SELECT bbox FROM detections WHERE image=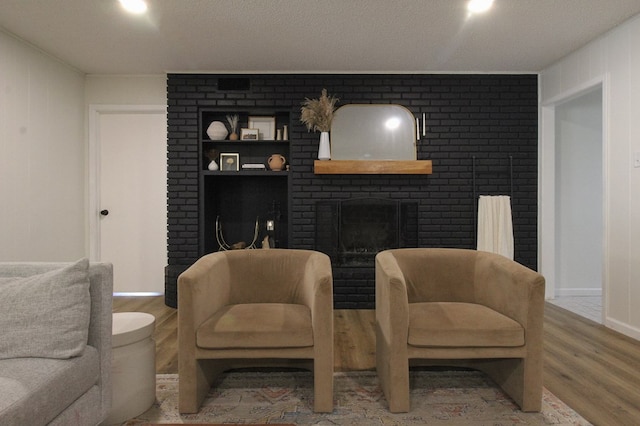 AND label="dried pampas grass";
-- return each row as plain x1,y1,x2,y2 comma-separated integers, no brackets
226,114,239,133
300,89,339,132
